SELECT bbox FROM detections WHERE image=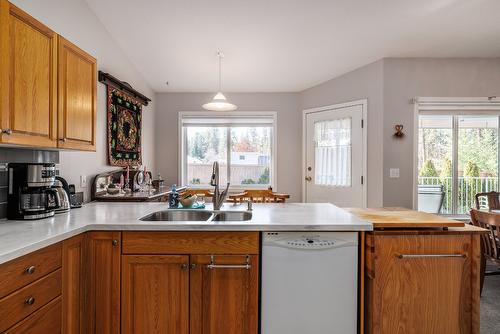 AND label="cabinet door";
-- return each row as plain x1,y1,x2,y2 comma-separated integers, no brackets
121,255,189,334
62,233,87,334
368,234,478,334
88,232,121,334
0,1,57,147
57,36,96,151
190,255,259,334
